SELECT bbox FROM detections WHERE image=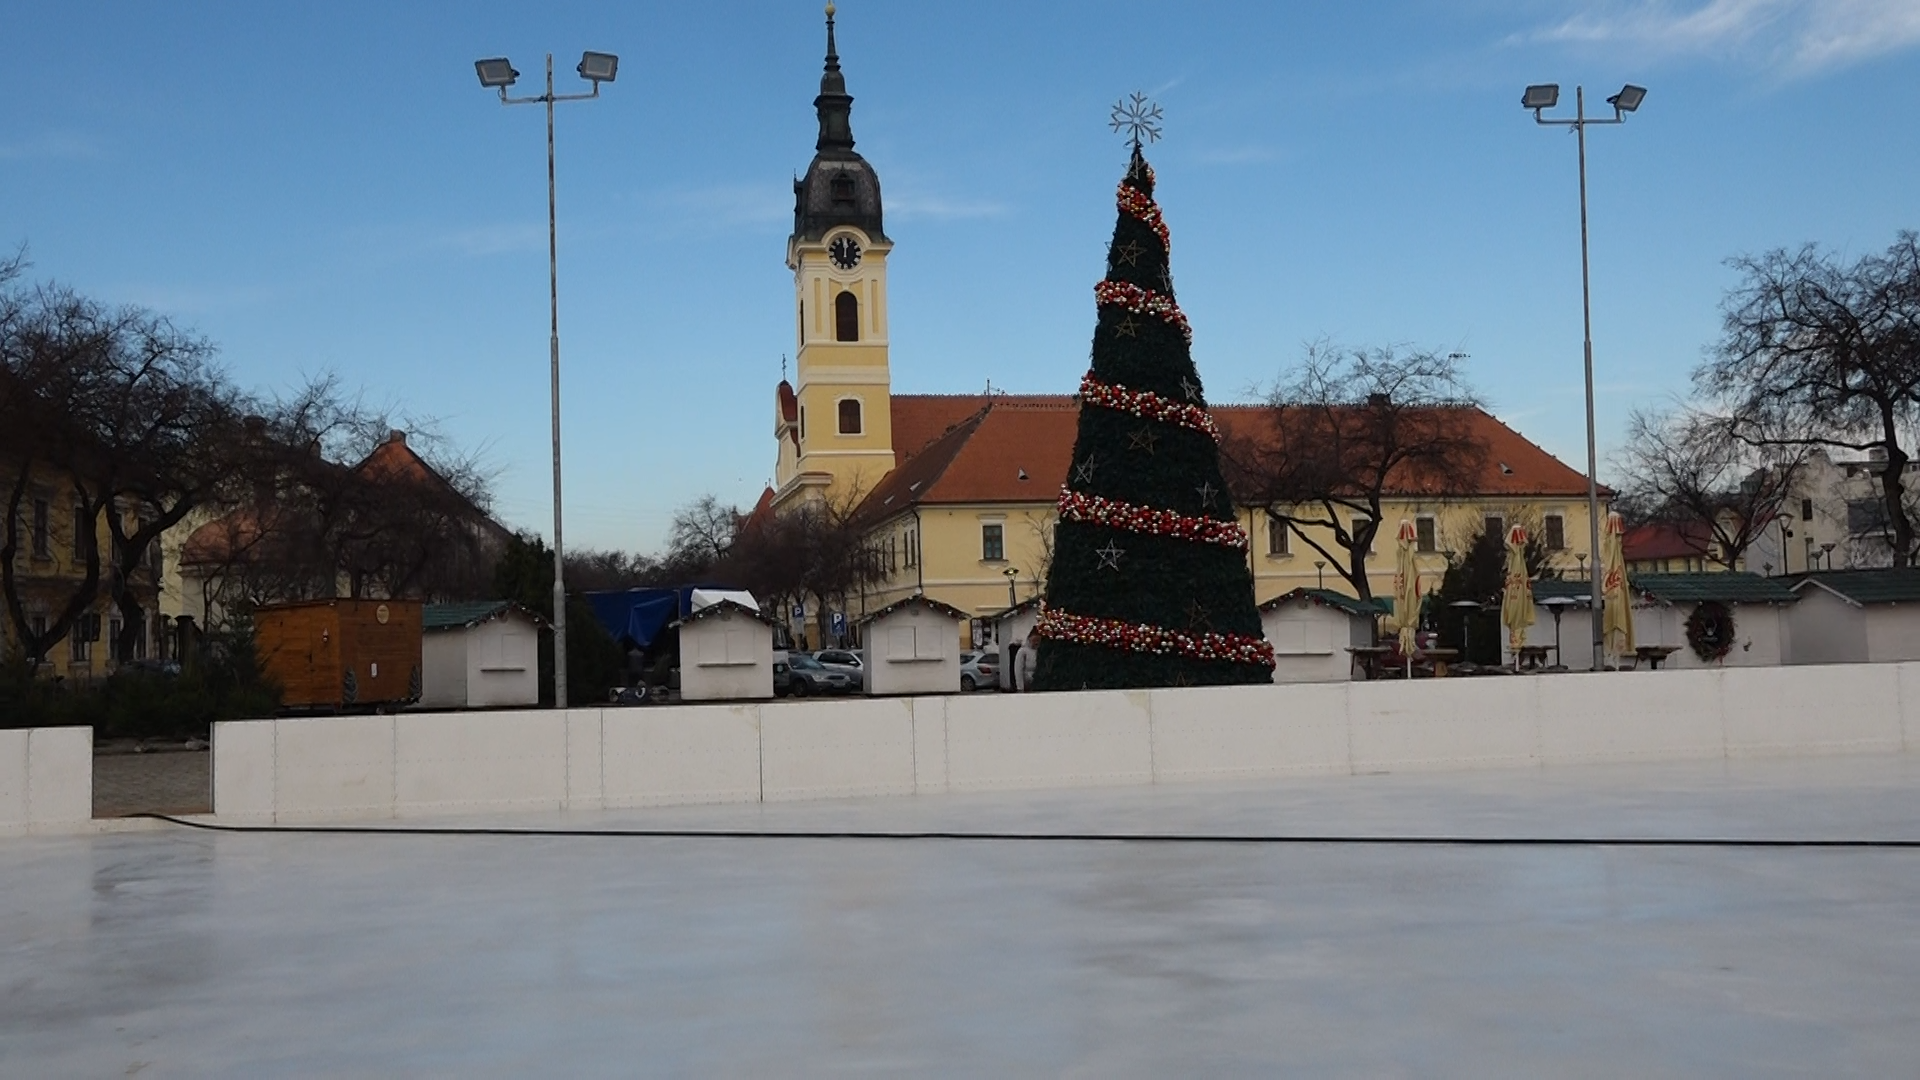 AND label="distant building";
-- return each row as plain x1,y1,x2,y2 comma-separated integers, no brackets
1623,521,1731,575
168,430,510,630
1748,449,1906,575
0,462,165,678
